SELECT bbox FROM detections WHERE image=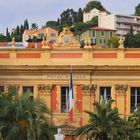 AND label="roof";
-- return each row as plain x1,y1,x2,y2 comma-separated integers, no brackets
76,27,116,35
24,29,36,35
89,27,116,31
24,27,58,36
